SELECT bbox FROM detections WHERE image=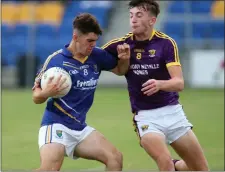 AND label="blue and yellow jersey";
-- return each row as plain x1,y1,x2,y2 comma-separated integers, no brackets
35,44,118,130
